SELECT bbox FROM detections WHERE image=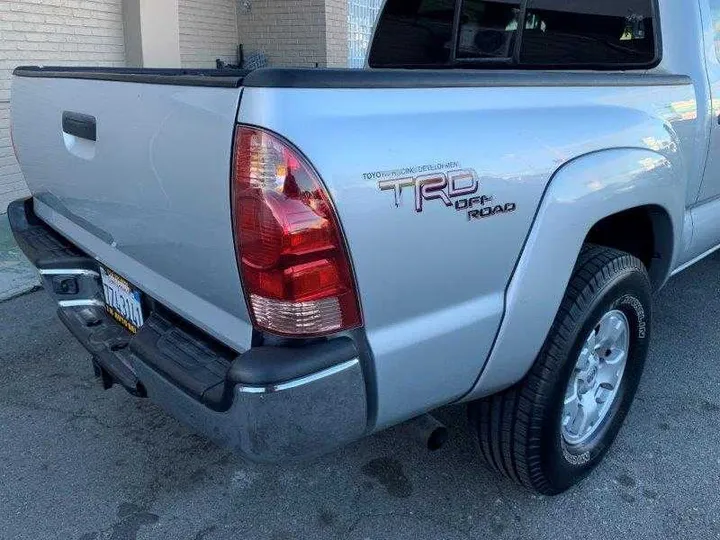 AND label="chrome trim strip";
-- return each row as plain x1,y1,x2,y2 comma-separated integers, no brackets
40,268,100,278
58,299,105,308
671,243,720,276
237,359,360,394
